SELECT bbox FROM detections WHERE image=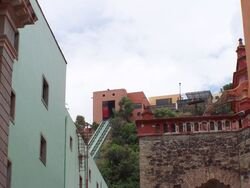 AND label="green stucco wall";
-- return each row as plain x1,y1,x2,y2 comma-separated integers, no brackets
7,0,107,188
88,156,108,188
64,112,85,188
8,0,68,187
